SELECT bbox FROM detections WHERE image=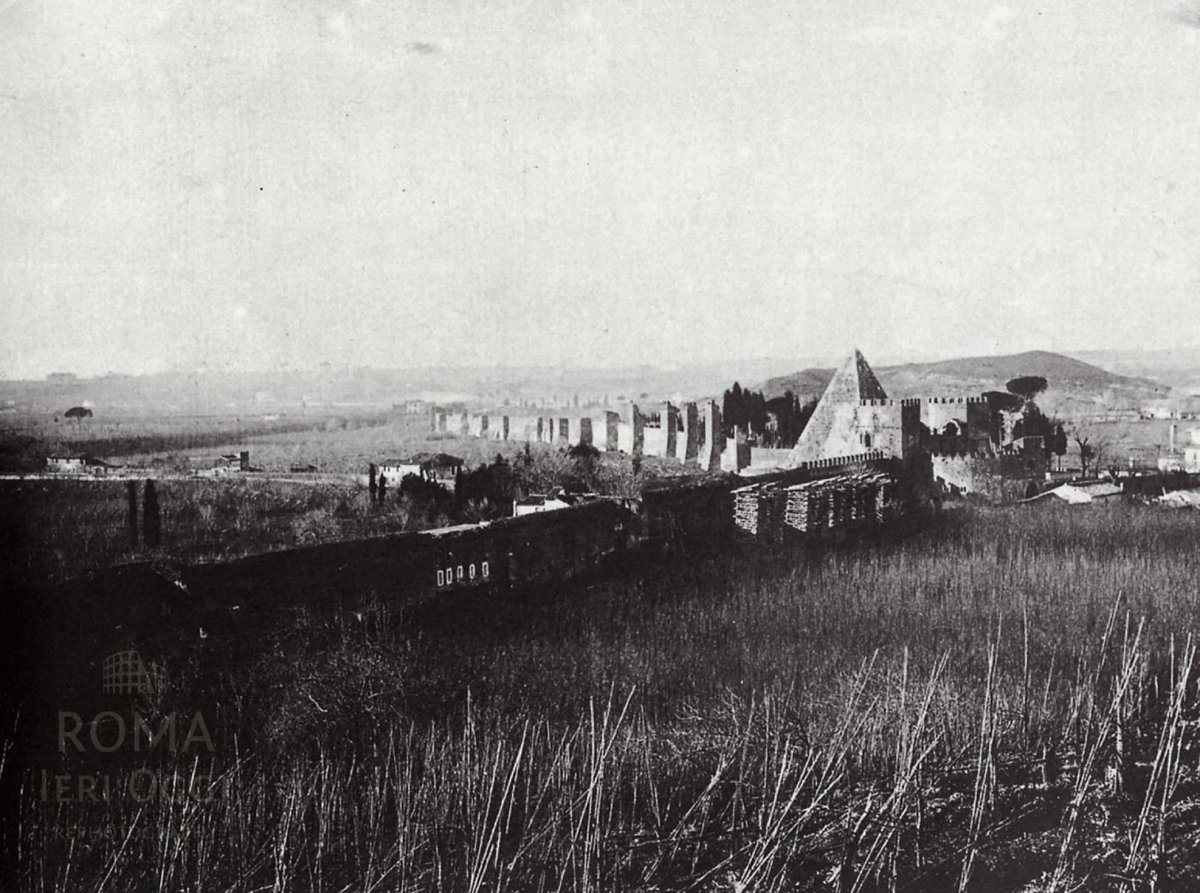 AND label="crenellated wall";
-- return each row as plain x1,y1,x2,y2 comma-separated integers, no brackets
966,398,993,447
697,399,723,471
846,399,923,461
794,450,887,472
664,403,679,459
921,396,991,449
605,411,620,452
930,451,1045,502
632,405,646,455
447,400,721,465
640,404,668,458
506,415,539,441
722,426,751,472
683,402,699,462
617,420,635,453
